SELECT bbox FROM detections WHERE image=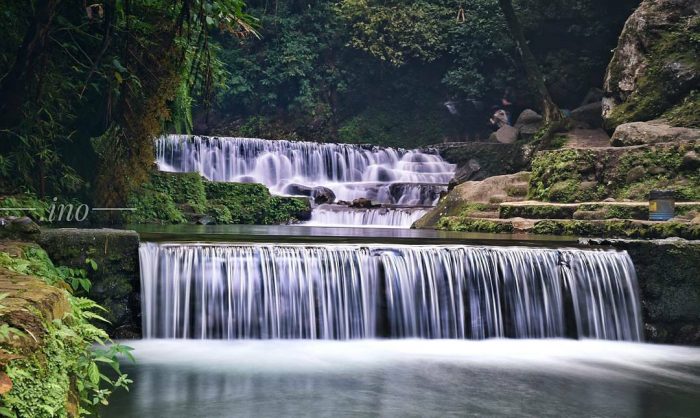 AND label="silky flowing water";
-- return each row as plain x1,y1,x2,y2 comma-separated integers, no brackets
155,135,454,227
104,339,700,418
139,243,642,341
